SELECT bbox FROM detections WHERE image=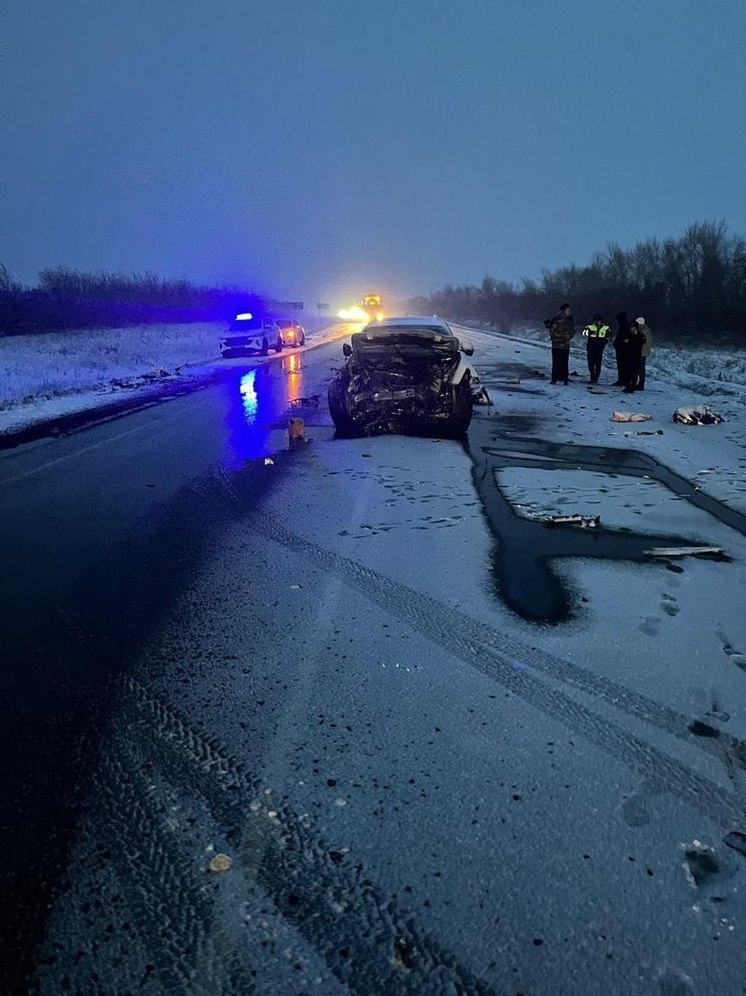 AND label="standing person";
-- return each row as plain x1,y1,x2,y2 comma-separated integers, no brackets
543,303,576,384
612,311,628,386
620,318,645,393
581,313,610,383
635,317,653,390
